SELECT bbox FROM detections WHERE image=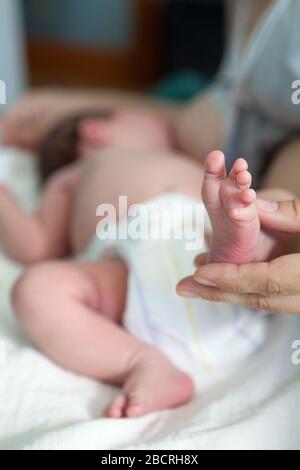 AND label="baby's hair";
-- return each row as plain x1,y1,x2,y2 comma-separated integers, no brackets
38,110,114,182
